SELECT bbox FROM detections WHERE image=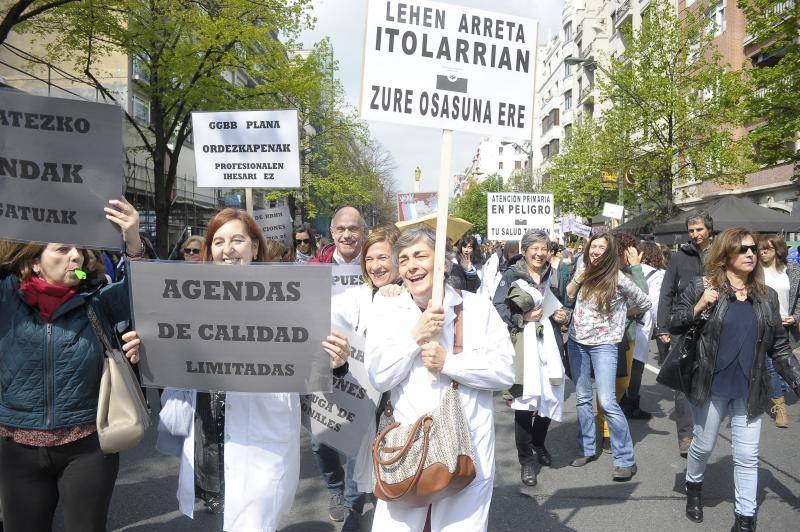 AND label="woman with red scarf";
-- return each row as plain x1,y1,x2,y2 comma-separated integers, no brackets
0,198,142,532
